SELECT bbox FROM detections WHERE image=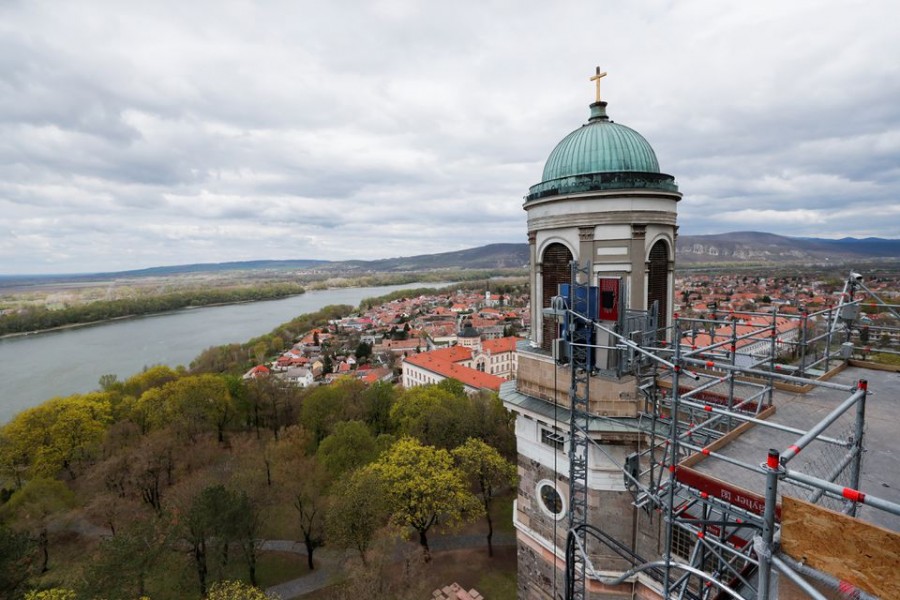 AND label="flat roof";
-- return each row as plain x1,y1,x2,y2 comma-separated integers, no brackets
690,366,900,531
